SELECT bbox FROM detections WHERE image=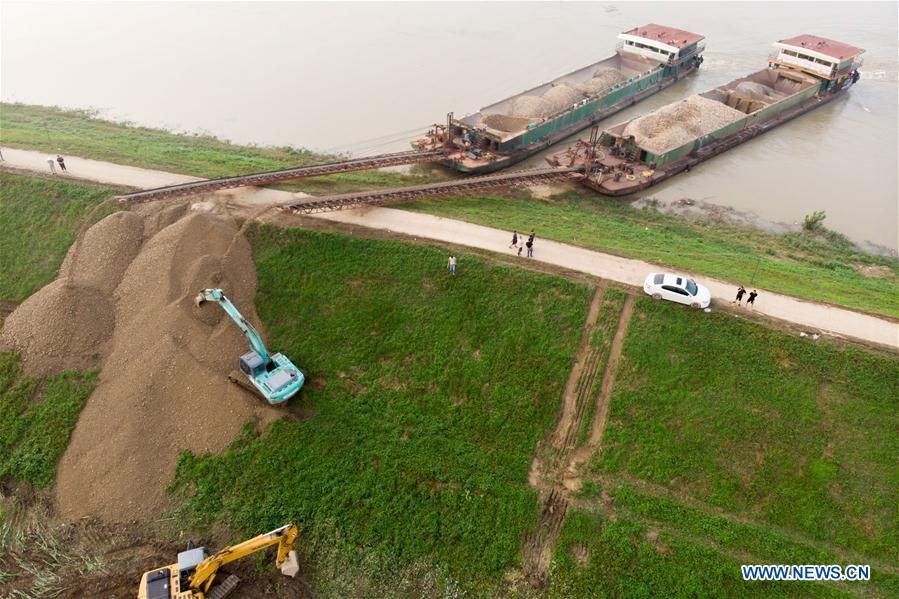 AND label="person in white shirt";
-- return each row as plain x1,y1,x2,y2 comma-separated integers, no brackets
448,255,456,275
47,156,57,174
